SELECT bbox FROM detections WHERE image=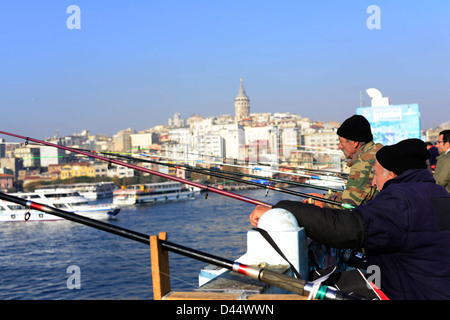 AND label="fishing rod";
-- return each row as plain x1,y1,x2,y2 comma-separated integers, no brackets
0,192,361,300
157,147,349,178
270,163,348,179
161,153,348,179
0,131,272,208
192,159,343,182
153,157,344,193
104,151,343,193
166,156,346,184
102,152,354,208
158,148,339,166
